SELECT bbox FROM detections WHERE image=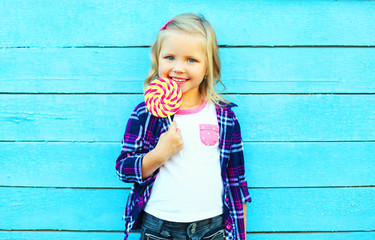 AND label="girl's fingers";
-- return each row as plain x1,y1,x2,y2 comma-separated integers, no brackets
176,128,182,136
169,121,177,132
